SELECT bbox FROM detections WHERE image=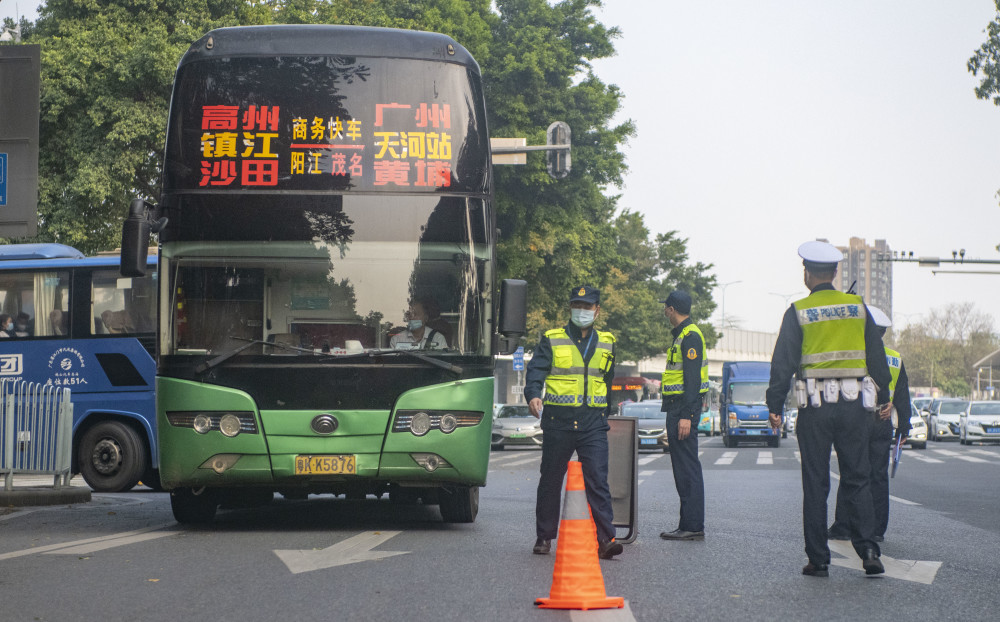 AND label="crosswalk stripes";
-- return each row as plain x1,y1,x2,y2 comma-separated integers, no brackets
907,453,944,464
757,451,773,465
931,449,993,464
714,452,737,466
